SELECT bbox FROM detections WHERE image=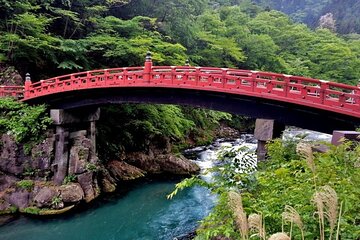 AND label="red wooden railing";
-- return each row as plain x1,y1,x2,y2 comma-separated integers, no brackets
1,59,360,118
0,86,24,99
